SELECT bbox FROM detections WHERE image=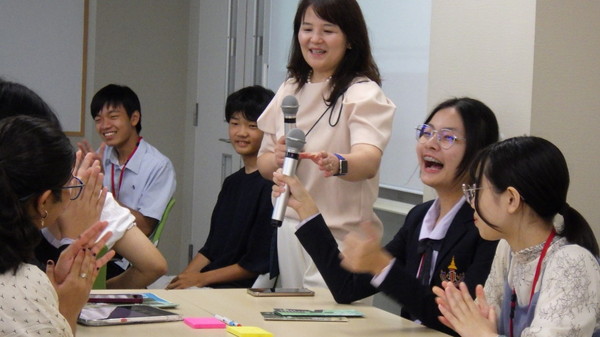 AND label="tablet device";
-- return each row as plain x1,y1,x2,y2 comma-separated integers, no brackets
247,288,314,297
78,305,182,326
